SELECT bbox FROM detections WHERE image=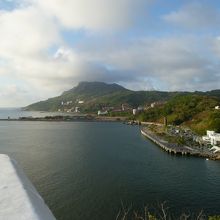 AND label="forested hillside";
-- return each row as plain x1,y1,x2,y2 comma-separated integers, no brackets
137,95,220,134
